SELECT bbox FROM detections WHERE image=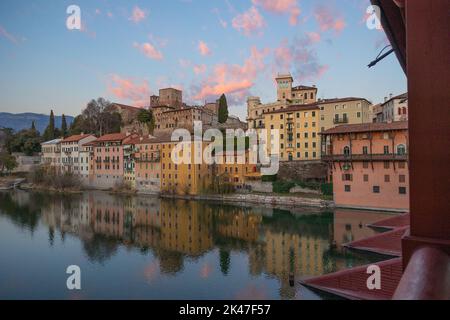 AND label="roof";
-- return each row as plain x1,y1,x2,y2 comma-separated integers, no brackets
95,133,130,142
318,97,371,105
128,134,173,145
42,138,62,145
62,134,95,143
265,103,320,115
292,85,317,91
382,92,408,105
321,121,408,135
